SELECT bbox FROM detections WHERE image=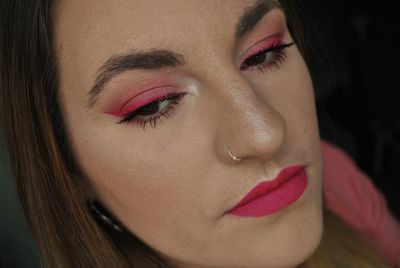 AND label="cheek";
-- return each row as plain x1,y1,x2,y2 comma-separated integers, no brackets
66,117,212,236
250,45,316,119
72,130,184,213
282,50,317,124
67,122,225,258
